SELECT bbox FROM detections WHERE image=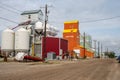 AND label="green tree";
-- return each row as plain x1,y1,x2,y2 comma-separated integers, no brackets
105,51,115,58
